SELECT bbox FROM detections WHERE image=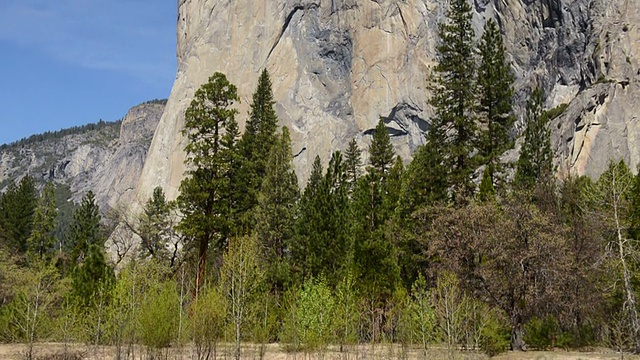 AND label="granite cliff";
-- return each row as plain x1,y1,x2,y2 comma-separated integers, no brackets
0,102,164,213
134,0,640,204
